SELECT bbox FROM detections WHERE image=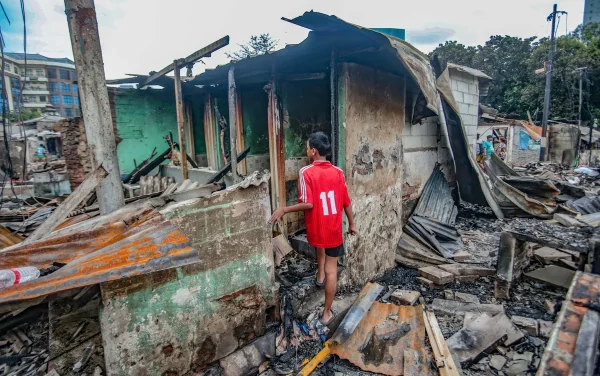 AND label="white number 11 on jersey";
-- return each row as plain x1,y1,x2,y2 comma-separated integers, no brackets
319,191,337,216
